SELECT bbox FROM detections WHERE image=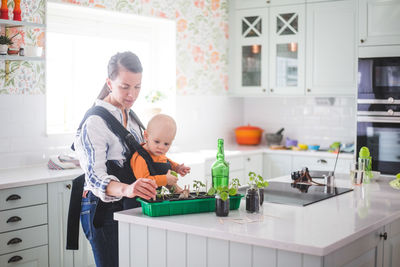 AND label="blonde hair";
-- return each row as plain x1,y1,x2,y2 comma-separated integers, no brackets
147,114,177,136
